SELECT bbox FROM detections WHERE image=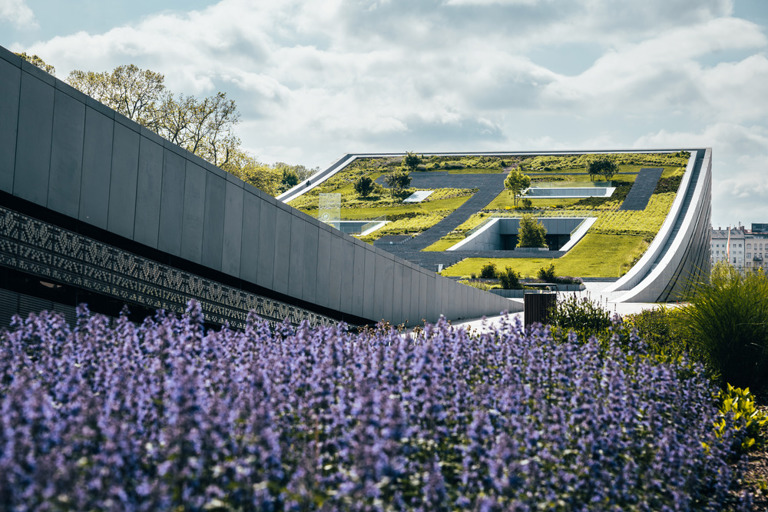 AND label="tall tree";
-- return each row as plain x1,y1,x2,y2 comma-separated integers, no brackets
67,65,240,168
504,169,531,206
517,214,547,248
385,169,411,197
403,152,421,172
68,65,165,128
587,157,619,181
